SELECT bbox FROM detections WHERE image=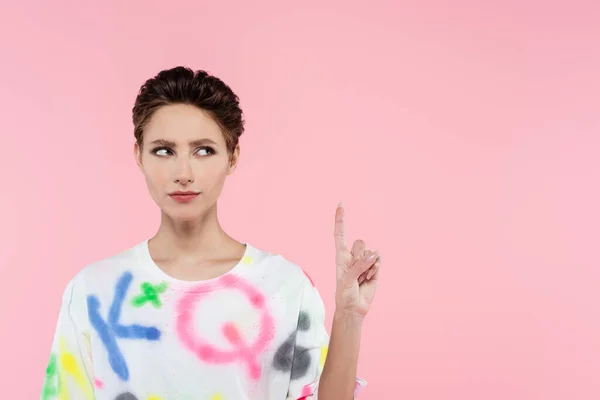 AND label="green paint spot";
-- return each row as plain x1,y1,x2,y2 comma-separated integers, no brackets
131,281,168,308
41,354,58,399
